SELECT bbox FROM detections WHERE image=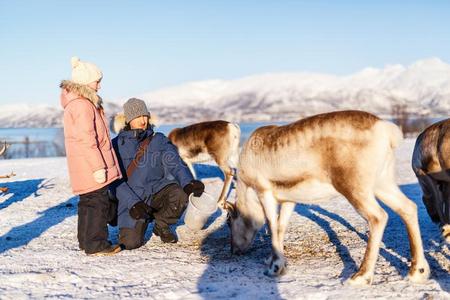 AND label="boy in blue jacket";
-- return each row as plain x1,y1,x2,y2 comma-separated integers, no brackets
110,98,204,247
